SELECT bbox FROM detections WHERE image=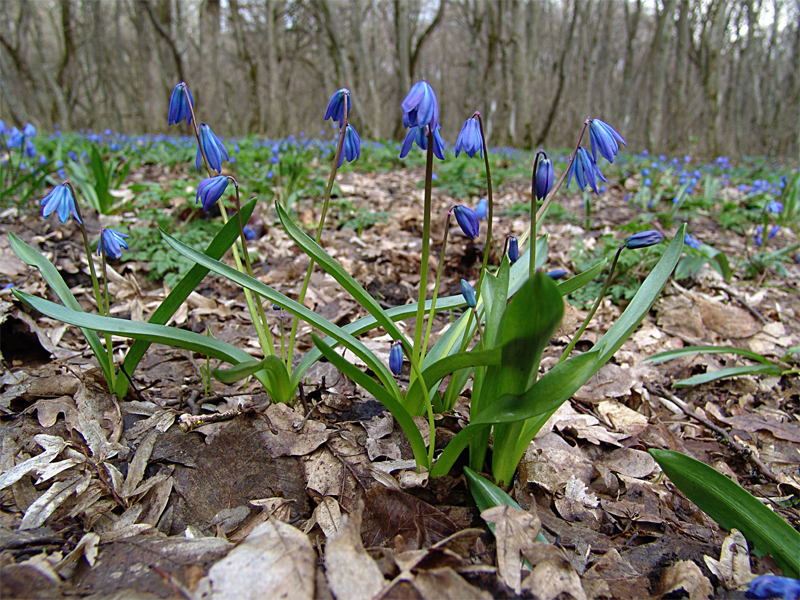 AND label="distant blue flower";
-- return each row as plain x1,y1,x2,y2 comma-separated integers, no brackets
644,178,652,187
168,82,194,126
769,225,780,239
389,342,403,376
0,119,7,136
196,123,228,173
23,123,36,138
25,140,36,158
684,234,701,249
401,81,439,131
754,225,764,246
567,147,607,194
507,237,519,264
745,575,800,600
453,205,480,240
547,269,568,280
642,168,650,177
589,118,626,163
461,279,477,308
624,230,663,249
325,88,351,127
455,116,482,158
41,184,81,224
337,124,361,167
400,124,445,160
766,200,783,214
7,127,22,149
98,229,129,259
535,156,554,200
476,198,488,220
196,176,229,211
243,225,257,240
